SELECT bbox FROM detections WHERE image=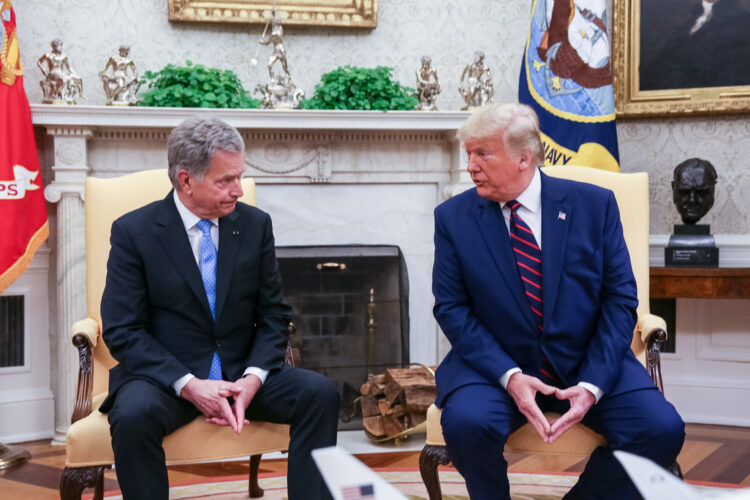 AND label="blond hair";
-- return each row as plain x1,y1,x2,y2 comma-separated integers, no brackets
457,102,544,166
